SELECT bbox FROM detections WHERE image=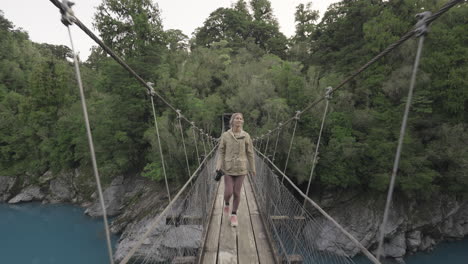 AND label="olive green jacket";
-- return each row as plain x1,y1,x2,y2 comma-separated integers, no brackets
216,129,256,176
